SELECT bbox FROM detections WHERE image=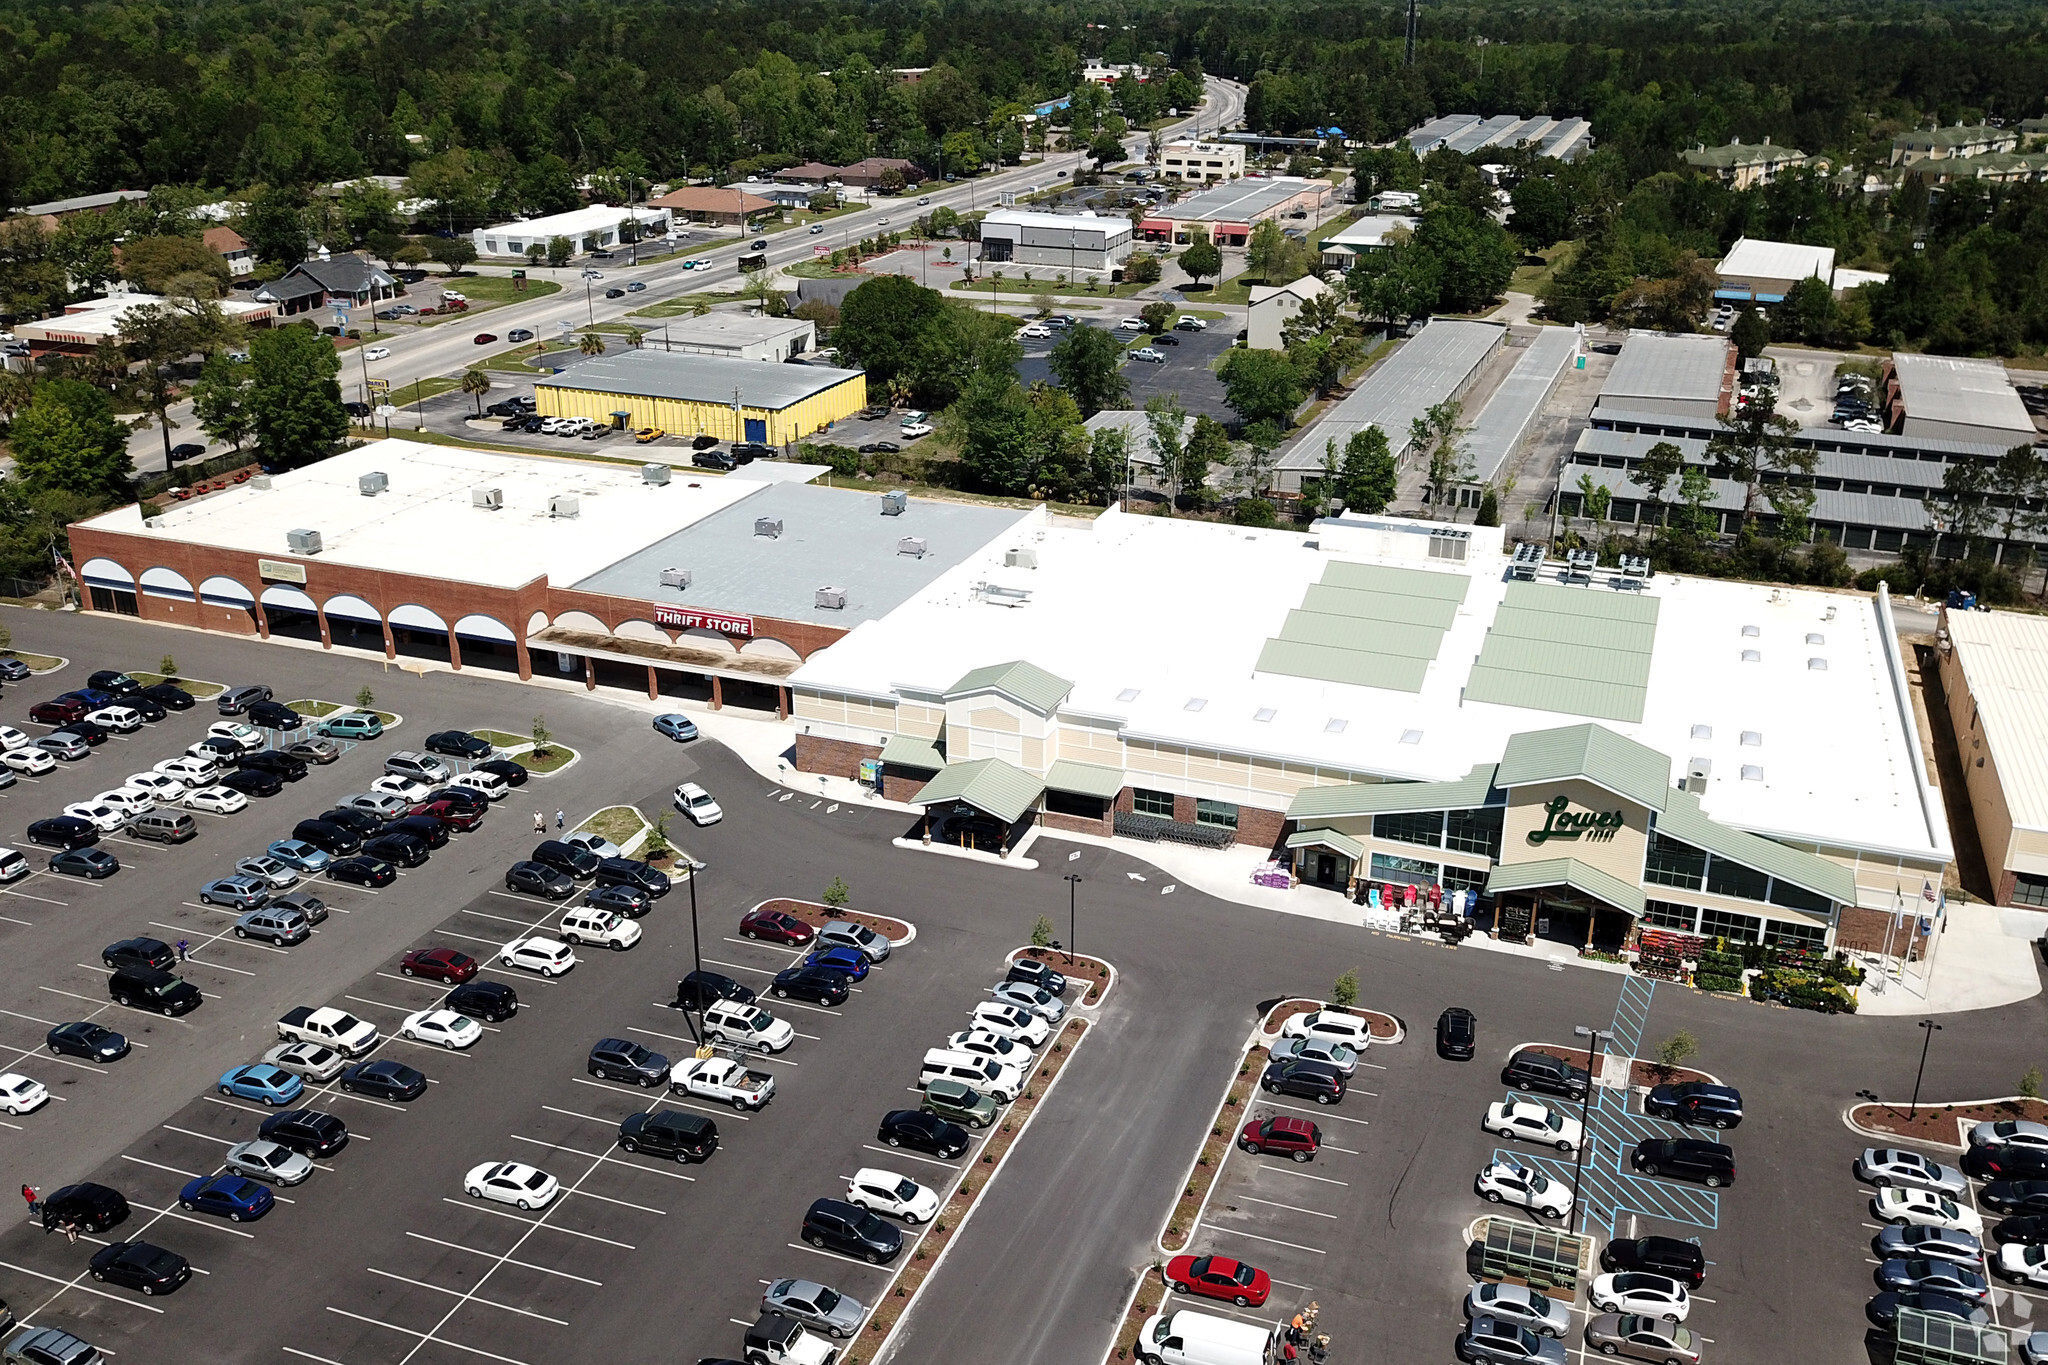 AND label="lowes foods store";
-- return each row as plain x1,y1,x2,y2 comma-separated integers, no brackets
789,509,1951,954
